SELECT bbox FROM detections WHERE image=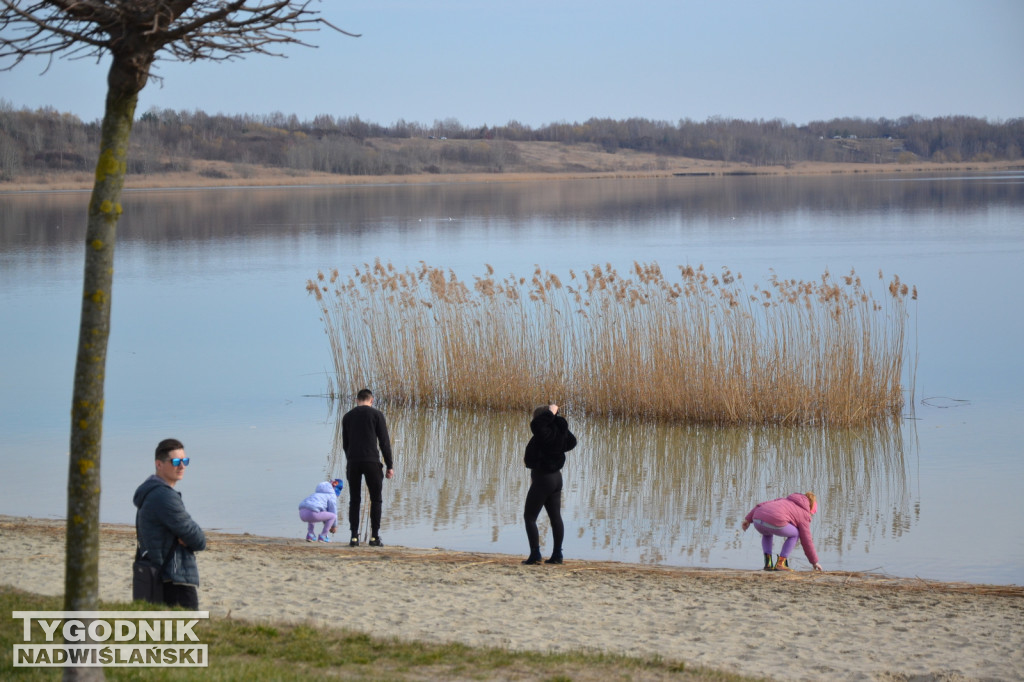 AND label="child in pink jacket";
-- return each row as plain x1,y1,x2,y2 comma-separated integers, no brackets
742,492,824,572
